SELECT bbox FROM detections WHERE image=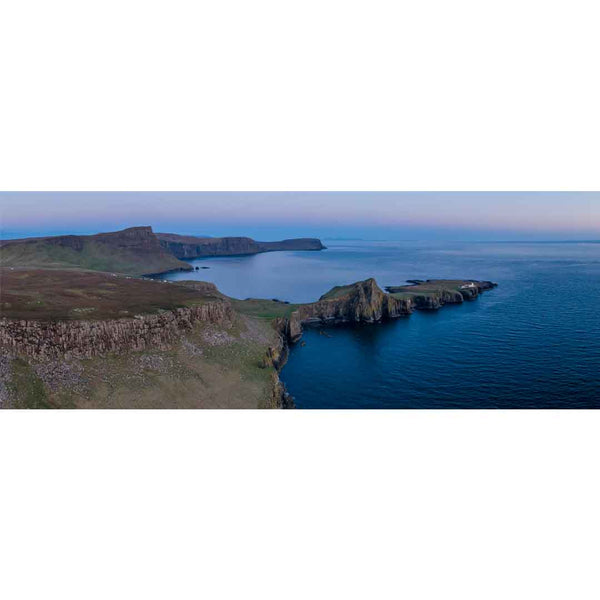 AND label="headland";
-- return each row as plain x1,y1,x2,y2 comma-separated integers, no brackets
0,254,496,408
